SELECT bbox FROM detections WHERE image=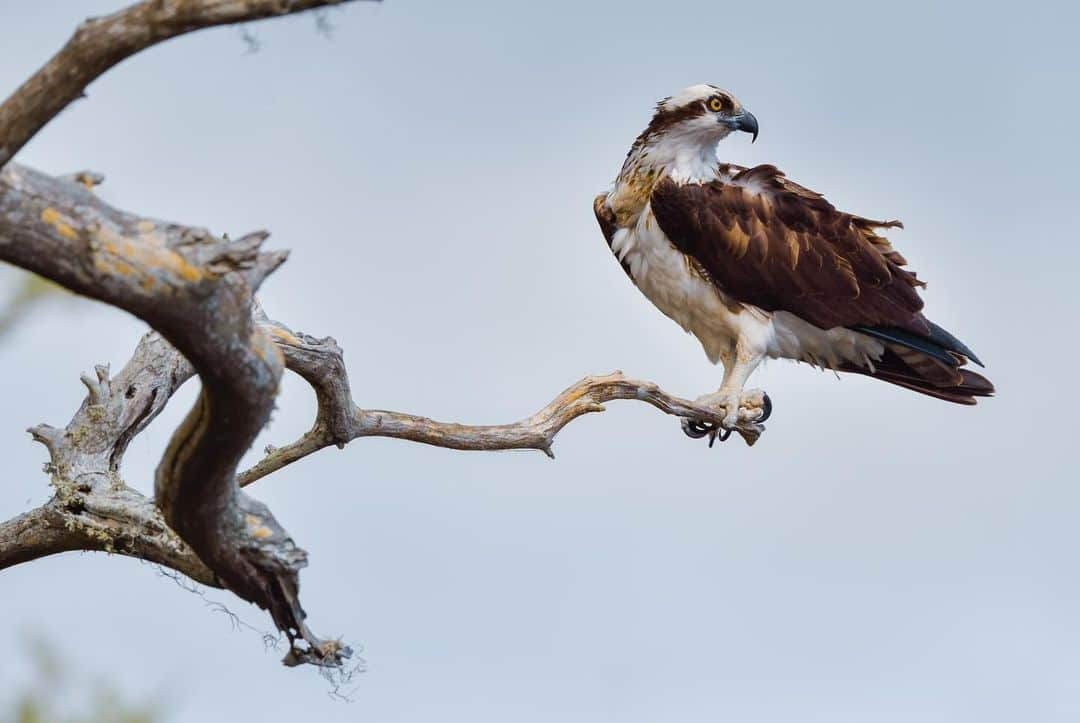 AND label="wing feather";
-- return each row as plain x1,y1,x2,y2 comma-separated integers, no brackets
649,165,928,334
593,193,634,281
